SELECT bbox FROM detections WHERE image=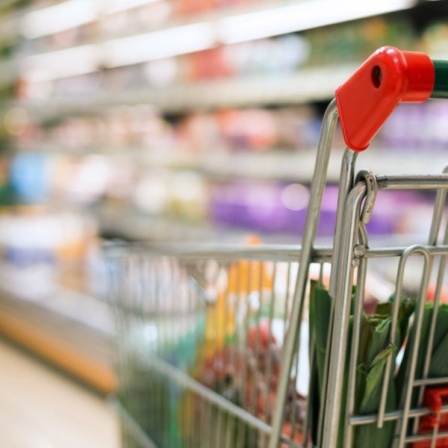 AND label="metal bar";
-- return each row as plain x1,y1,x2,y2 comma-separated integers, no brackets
216,406,225,447
284,261,300,443
350,404,448,425
112,399,159,448
248,261,264,448
381,252,409,448
288,347,300,444
395,246,432,447
144,353,273,434
427,166,448,245
241,259,251,411
423,170,448,383
204,399,213,448
107,243,308,259
377,228,403,429
414,377,448,386
376,175,448,190
184,390,198,448
331,151,363,445
317,311,332,447
224,410,234,448
365,245,448,257
344,223,369,447
237,413,247,448
198,391,207,448
304,330,315,448
404,430,448,443
268,99,339,448
264,262,277,424
108,243,448,264
283,262,293,342
303,262,325,447
253,260,264,420
329,148,358,297
430,423,438,448
321,181,366,448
